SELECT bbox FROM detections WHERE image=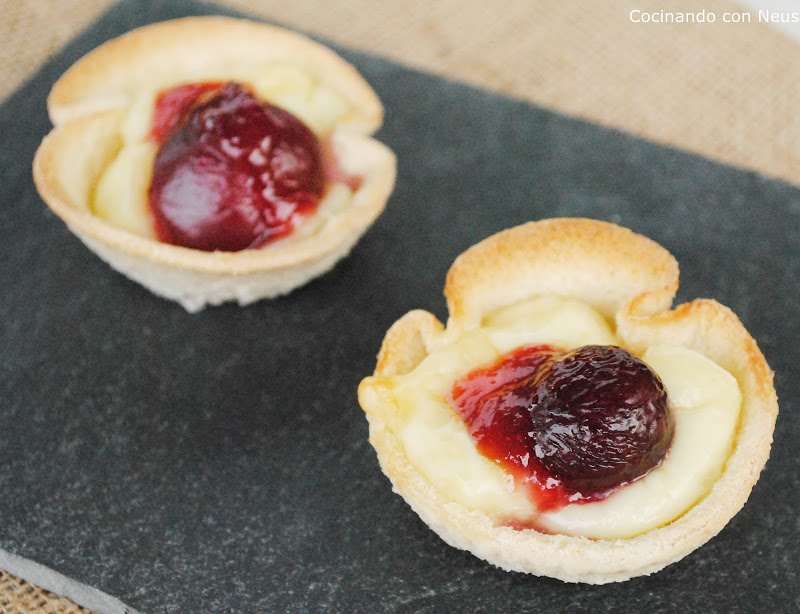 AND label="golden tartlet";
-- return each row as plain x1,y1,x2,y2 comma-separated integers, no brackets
33,17,396,311
358,218,778,583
